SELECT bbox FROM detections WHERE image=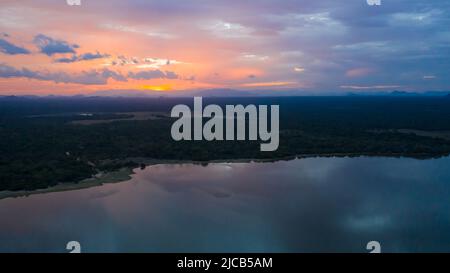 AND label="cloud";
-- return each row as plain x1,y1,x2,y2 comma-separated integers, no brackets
241,81,296,88
345,68,373,78
101,23,176,39
0,63,182,85
266,12,347,41
138,58,183,68
388,10,442,27
100,69,127,82
242,54,269,61
340,85,402,90
202,20,253,38
110,56,184,69
128,69,179,80
110,55,139,66
0,63,38,79
0,38,30,55
55,52,110,63
0,63,126,85
33,34,79,56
